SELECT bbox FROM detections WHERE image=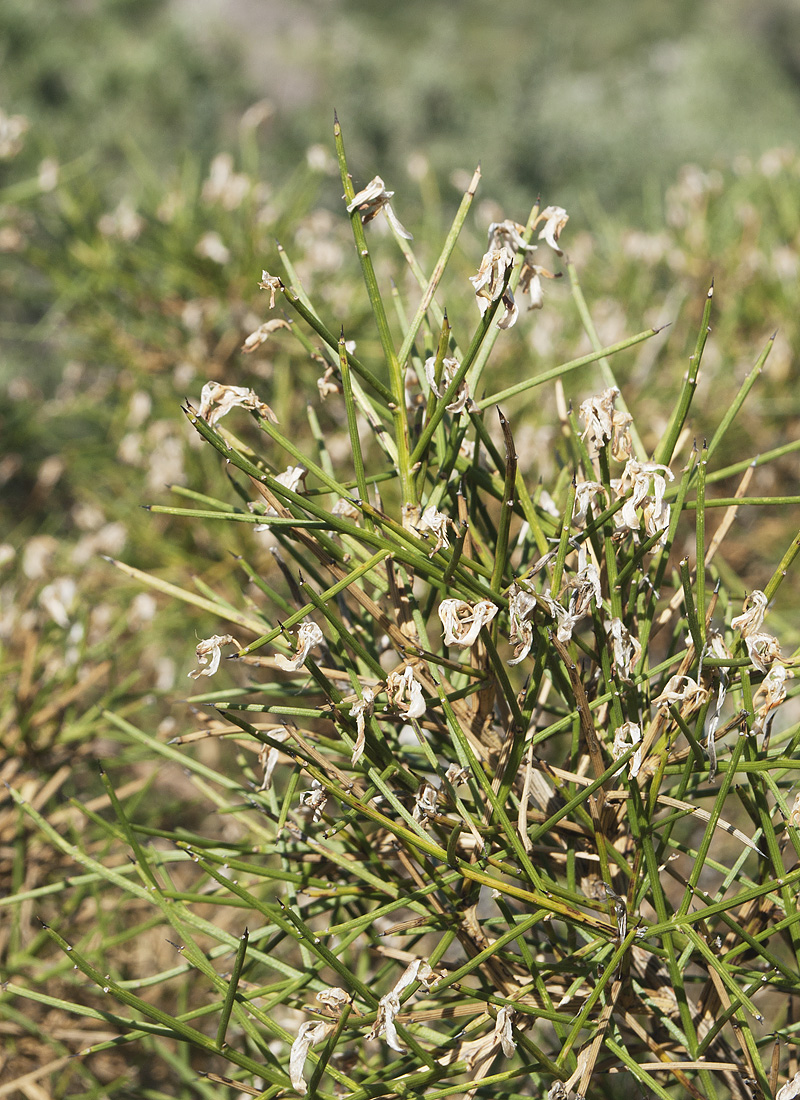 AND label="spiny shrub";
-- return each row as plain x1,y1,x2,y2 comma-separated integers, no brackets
17,119,800,1100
